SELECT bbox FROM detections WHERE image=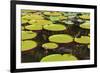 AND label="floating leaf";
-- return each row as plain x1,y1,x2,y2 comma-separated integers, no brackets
44,12,62,16
79,14,90,20
42,43,58,49
49,34,73,43
25,24,42,30
22,31,37,40
21,40,37,52
75,36,90,44
63,20,74,25
41,54,77,62
80,21,90,29
43,24,66,31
